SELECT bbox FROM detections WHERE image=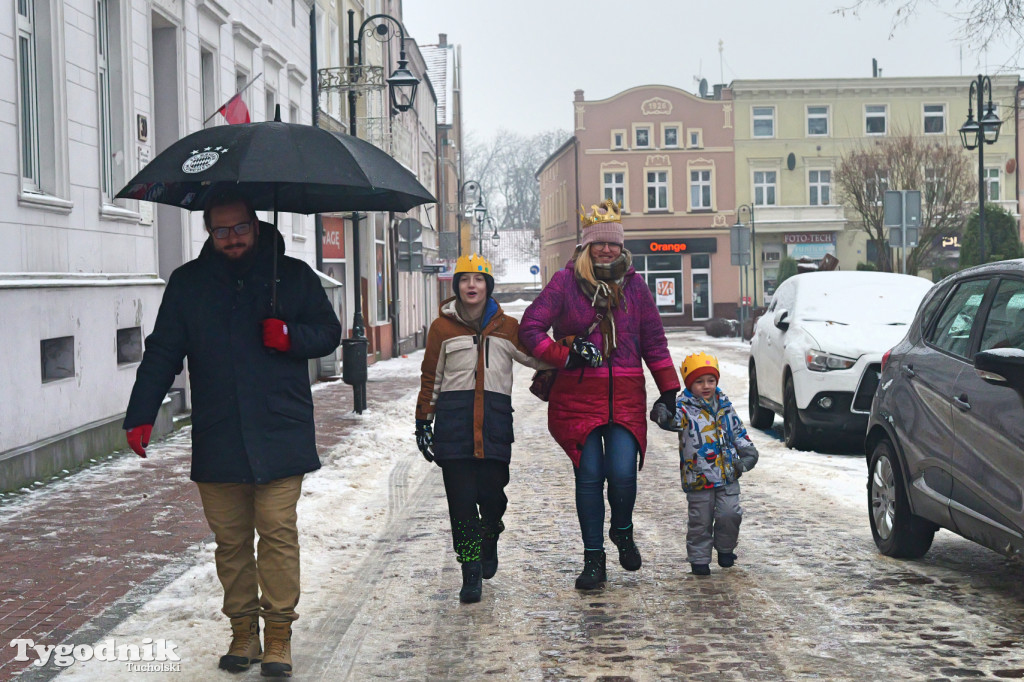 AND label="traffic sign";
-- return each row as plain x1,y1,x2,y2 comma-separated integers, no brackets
529,265,540,275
